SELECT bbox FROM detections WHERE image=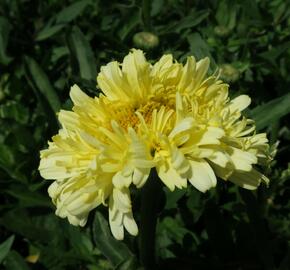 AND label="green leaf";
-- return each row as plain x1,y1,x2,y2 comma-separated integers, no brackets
215,0,238,29
173,10,210,33
250,93,290,131
36,0,92,41
0,235,14,264
92,211,133,267
55,0,92,24
159,9,209,34
164,188,186,209
0,144,26,181
36,24,66,41
0,144,14,168
66,226,94,262
114,256,138,270
67,26,97,81
0,101,29,124
187,33,212,60
0,210,55,243
3,251,30,270
259,42,290,65
117,9,140,40
158,217,190,246
4,184,52,208
0,17,12,65
25,56,61,112
8,125,35,153
151,0,164,17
